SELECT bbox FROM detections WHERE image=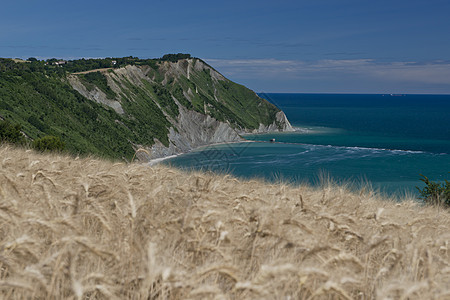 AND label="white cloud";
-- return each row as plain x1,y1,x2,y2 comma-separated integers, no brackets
368,62,450,85
205,58,303,76
311,59,374,69
206,58,298,67
203,58,450,92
